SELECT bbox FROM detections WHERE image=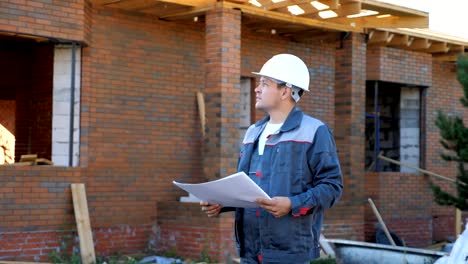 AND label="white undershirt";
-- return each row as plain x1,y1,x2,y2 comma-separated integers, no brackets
258,122,283,155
